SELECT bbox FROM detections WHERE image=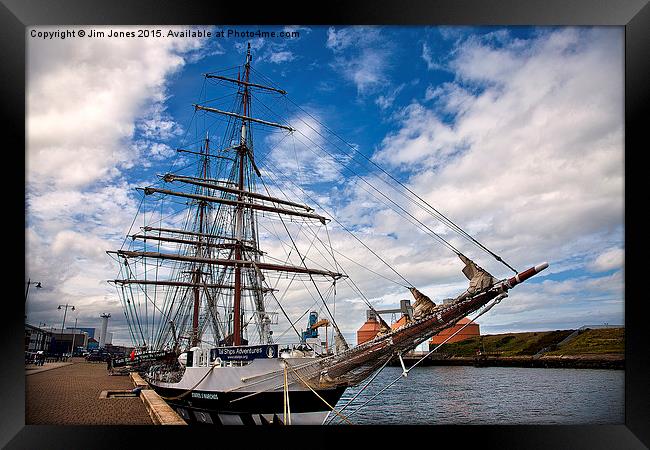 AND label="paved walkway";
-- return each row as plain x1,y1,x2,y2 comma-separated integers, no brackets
26,359,153,425
25,362,73,376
